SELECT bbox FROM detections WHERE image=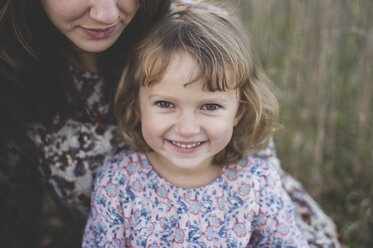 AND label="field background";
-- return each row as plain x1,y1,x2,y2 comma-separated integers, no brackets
235,0,372,247
40,1,373,248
